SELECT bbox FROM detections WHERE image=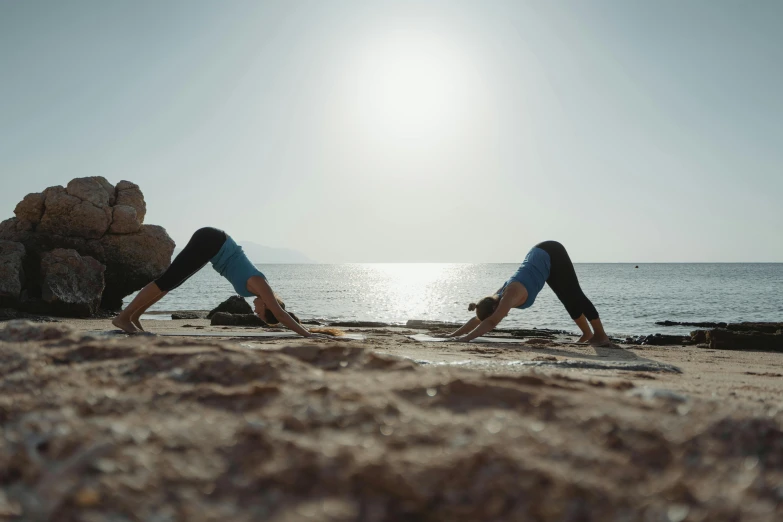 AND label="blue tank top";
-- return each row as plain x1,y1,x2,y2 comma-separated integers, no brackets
210,235,265,297
498,247,551,309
